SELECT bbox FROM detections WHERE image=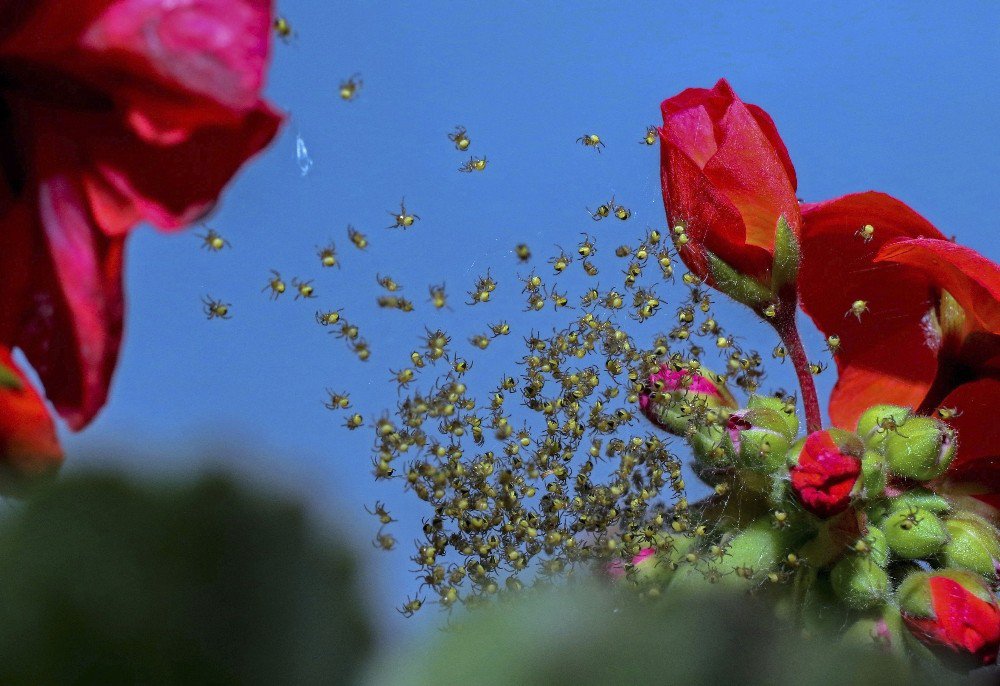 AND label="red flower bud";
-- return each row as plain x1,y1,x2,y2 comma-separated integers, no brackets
899,572,1000,665
606,547,656,581
638,364,735,435
789,430,862,518
659,79,801,294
